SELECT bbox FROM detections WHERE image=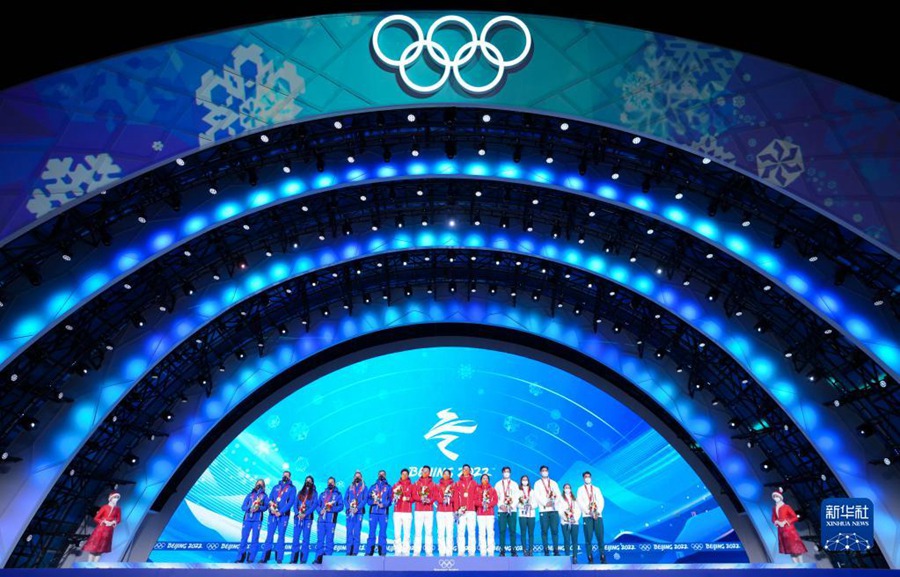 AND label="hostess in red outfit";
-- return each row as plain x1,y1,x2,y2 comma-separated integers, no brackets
436,477,456,512
475,483,498,516
454,473,478,511
392,478,415,513
772,504,807,556
82,504,121,554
